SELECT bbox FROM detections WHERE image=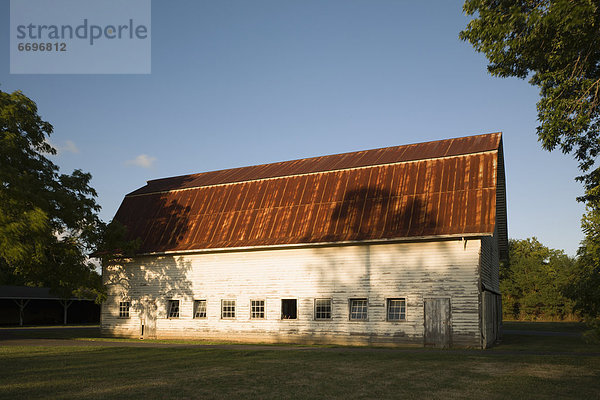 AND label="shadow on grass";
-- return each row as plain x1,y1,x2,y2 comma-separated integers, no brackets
495,334,600,354
1,344,599,400
502,321,586,333
0,323,599,399
3,323,600,355
0,326,101,341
